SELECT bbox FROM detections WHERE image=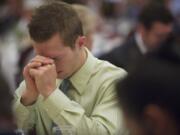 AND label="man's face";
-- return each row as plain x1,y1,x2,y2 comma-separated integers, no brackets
33,33,82,79
142,22,172,51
